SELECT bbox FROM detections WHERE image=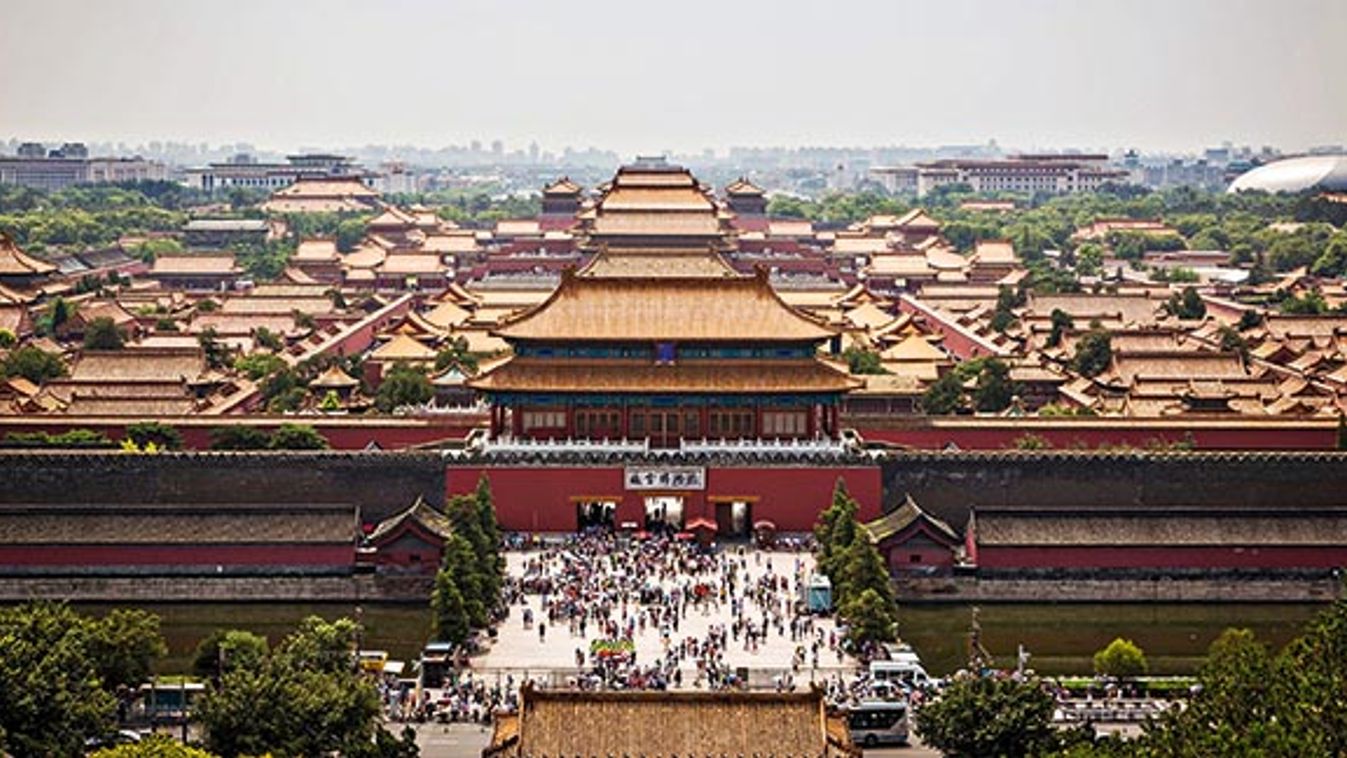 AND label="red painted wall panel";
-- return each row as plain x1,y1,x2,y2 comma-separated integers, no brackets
447,464,882,533
855,423,1335,451
978,546,1347,570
